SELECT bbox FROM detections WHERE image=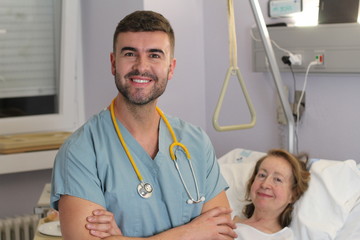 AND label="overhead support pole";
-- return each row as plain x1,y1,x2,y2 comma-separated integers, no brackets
248,0,296,154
